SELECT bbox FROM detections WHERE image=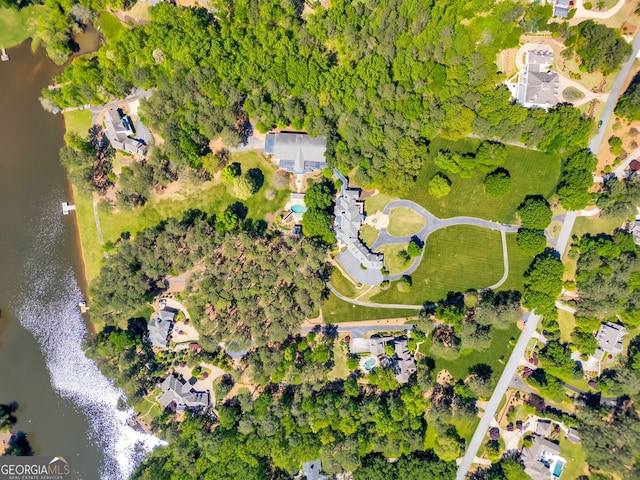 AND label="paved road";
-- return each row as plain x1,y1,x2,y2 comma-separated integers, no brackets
327,282,426,310
370,200,518,282
372,200,518,251
90,88,153,126
301,323,414,339
509,374,533,394
589,33,640,155
553,210,577,257
456,312,542,480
